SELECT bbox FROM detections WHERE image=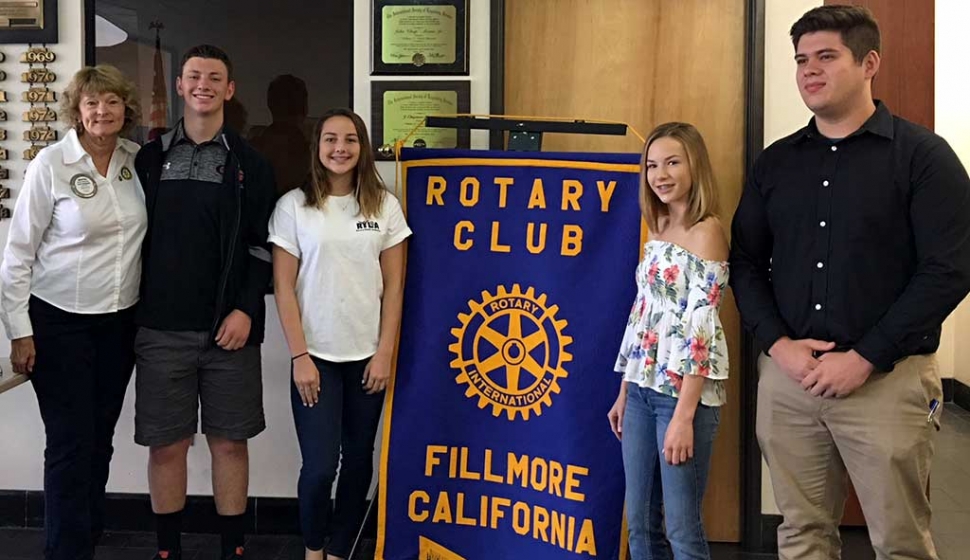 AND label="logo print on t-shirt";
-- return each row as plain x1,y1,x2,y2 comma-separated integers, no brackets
356,220,380,232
